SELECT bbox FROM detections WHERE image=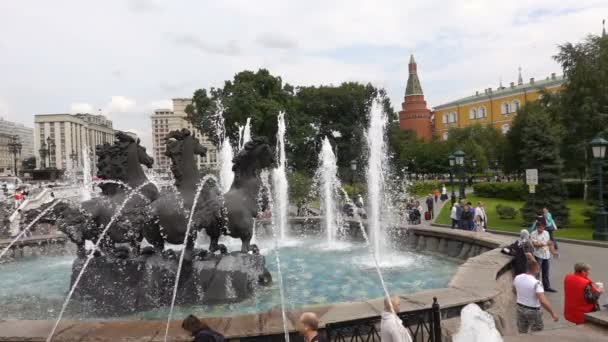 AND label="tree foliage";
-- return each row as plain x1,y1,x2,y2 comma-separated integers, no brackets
512,103,569,226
